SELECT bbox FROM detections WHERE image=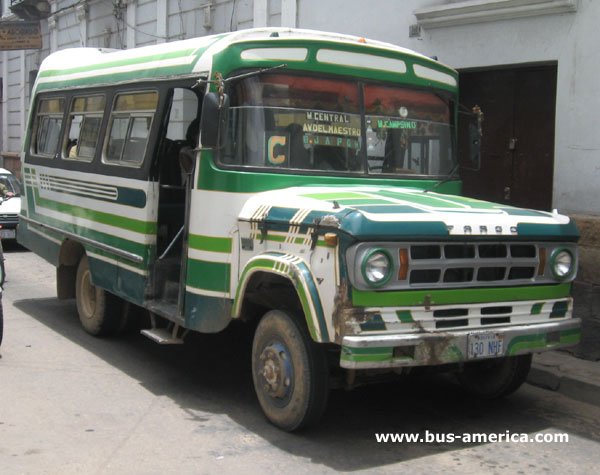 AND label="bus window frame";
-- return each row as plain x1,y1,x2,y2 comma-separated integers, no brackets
30,95,67,159
62,93,107,163
24,80,201,182
102,89,159,169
